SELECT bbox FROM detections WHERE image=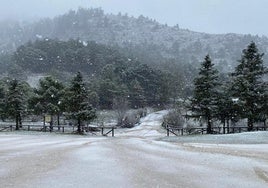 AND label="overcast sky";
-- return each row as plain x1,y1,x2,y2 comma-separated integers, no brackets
0,0,267,36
